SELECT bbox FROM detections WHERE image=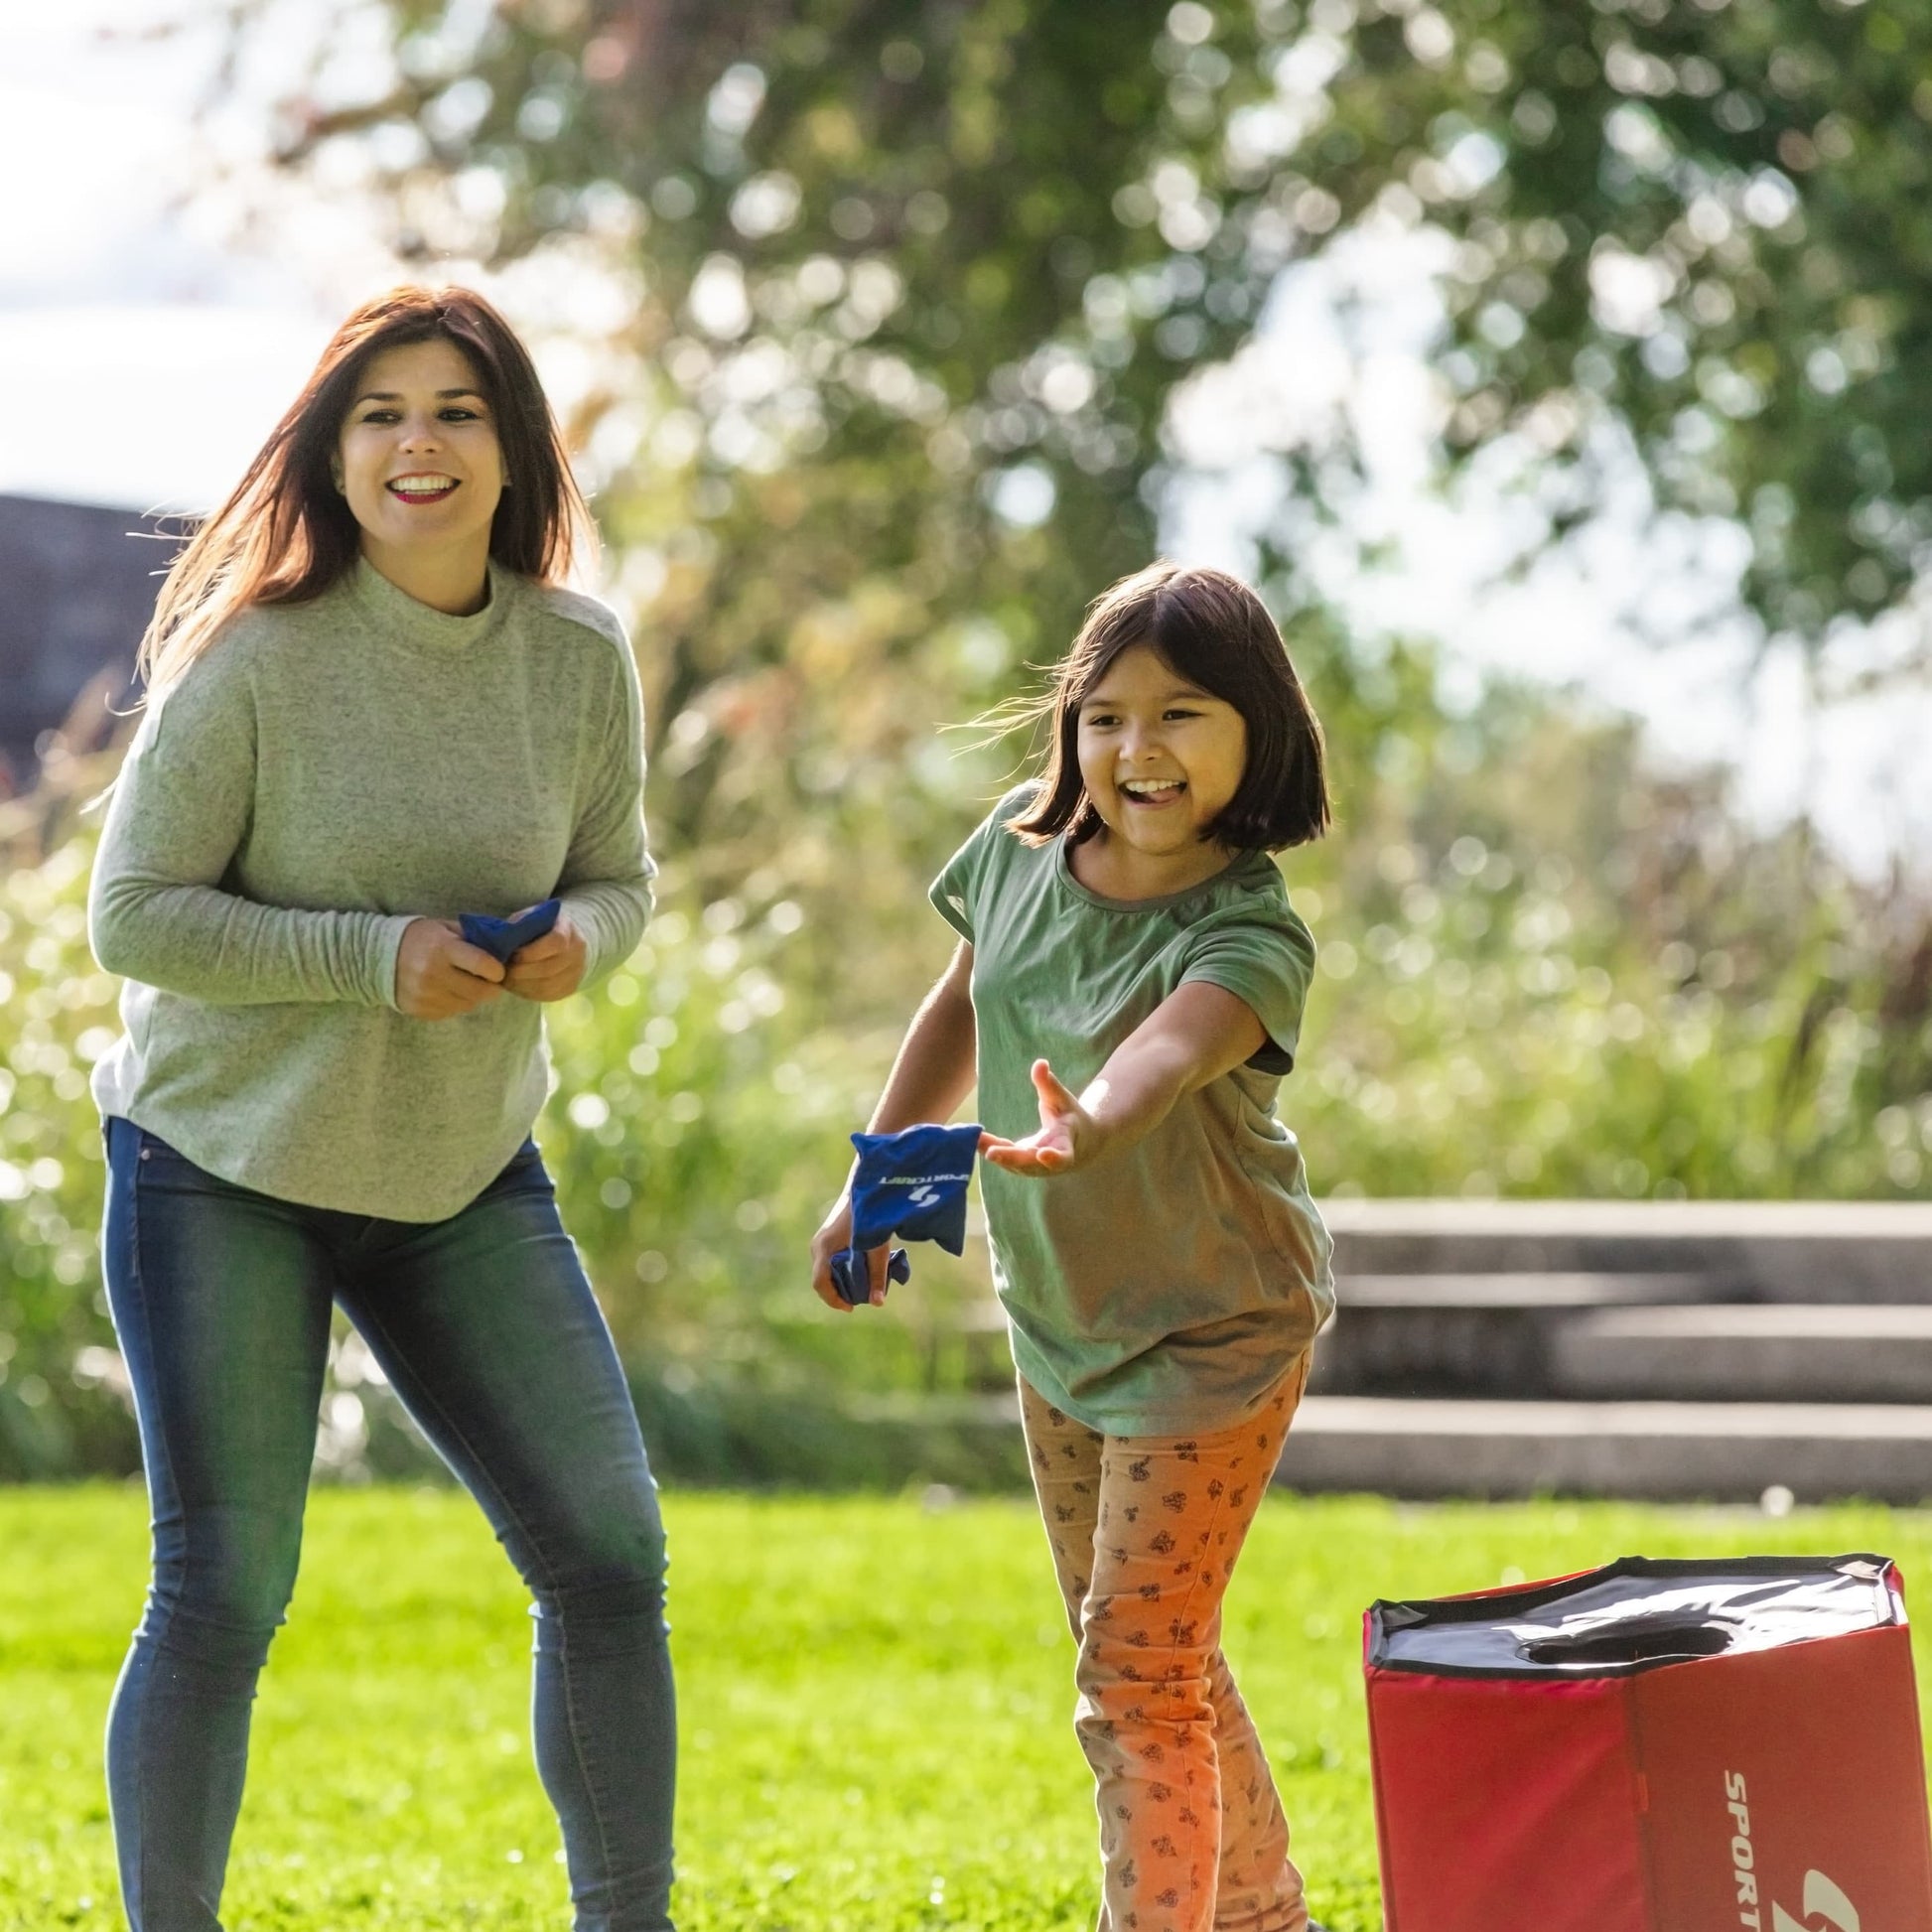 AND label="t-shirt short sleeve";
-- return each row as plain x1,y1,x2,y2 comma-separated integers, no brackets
1177,895,1316,1076
928,783,1038,945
